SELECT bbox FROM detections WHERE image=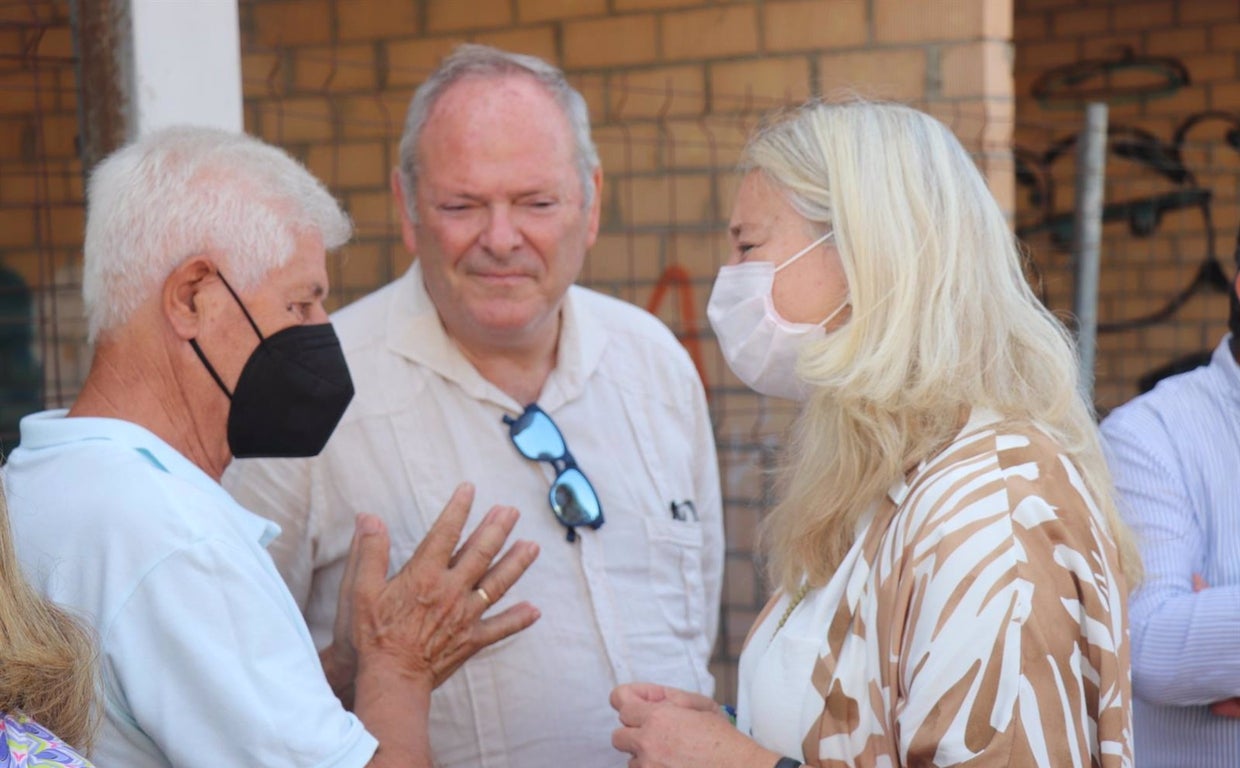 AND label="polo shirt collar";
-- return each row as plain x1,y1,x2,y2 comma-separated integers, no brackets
384,261,608,413
17,409,280,547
